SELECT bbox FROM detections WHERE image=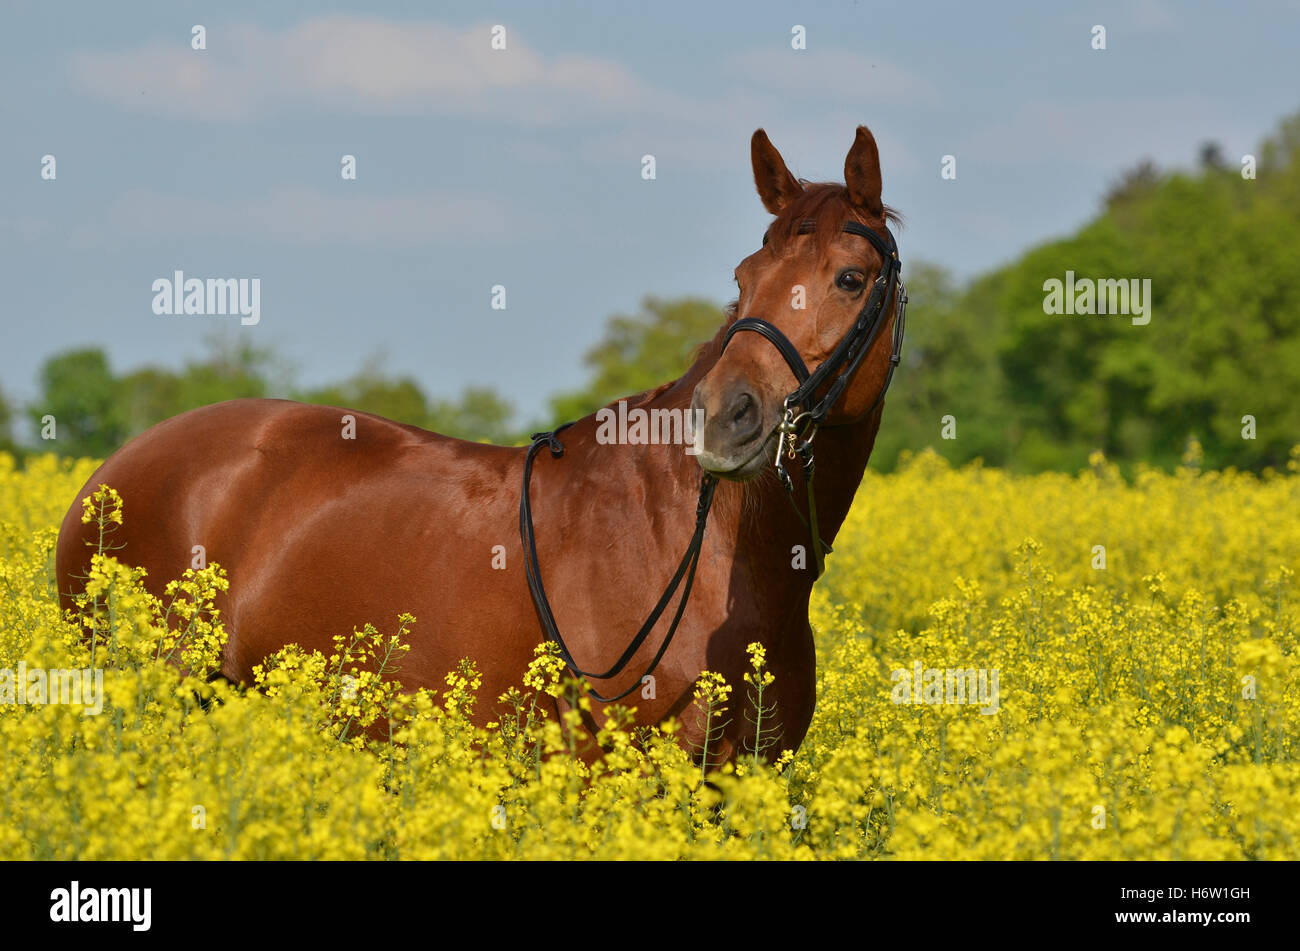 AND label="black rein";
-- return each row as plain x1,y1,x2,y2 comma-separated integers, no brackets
519,424,718,703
